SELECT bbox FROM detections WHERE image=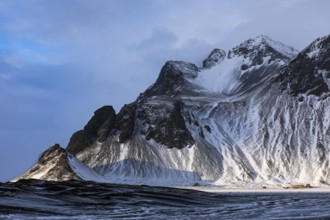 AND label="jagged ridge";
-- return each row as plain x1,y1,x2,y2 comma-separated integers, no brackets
14,35,330,187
